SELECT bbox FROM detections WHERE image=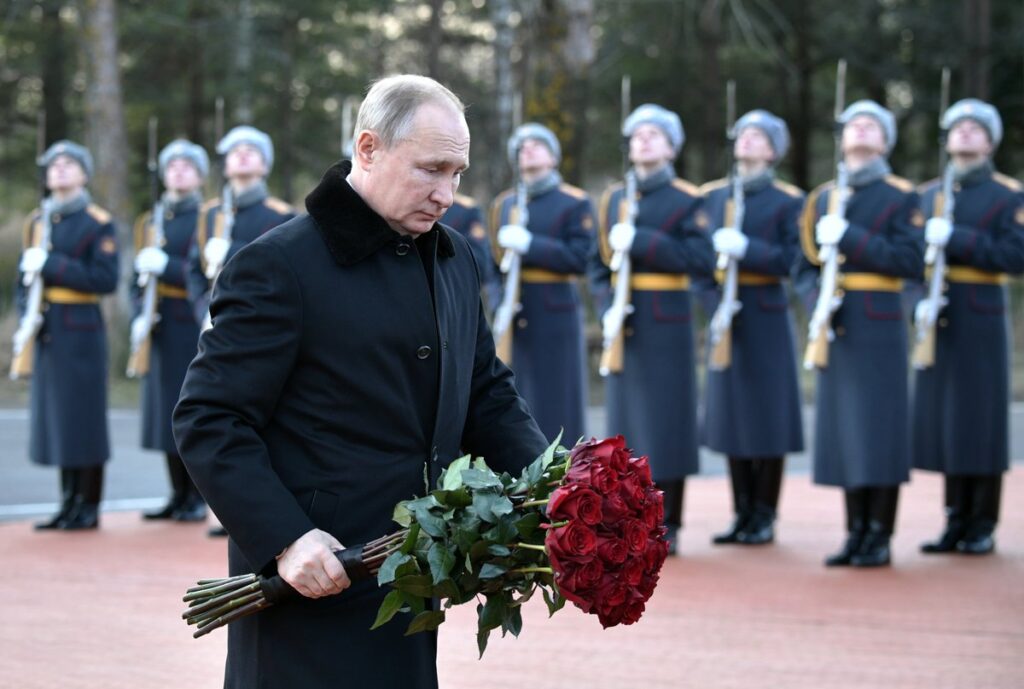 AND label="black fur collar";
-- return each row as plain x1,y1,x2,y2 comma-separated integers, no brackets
305,160,455,266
